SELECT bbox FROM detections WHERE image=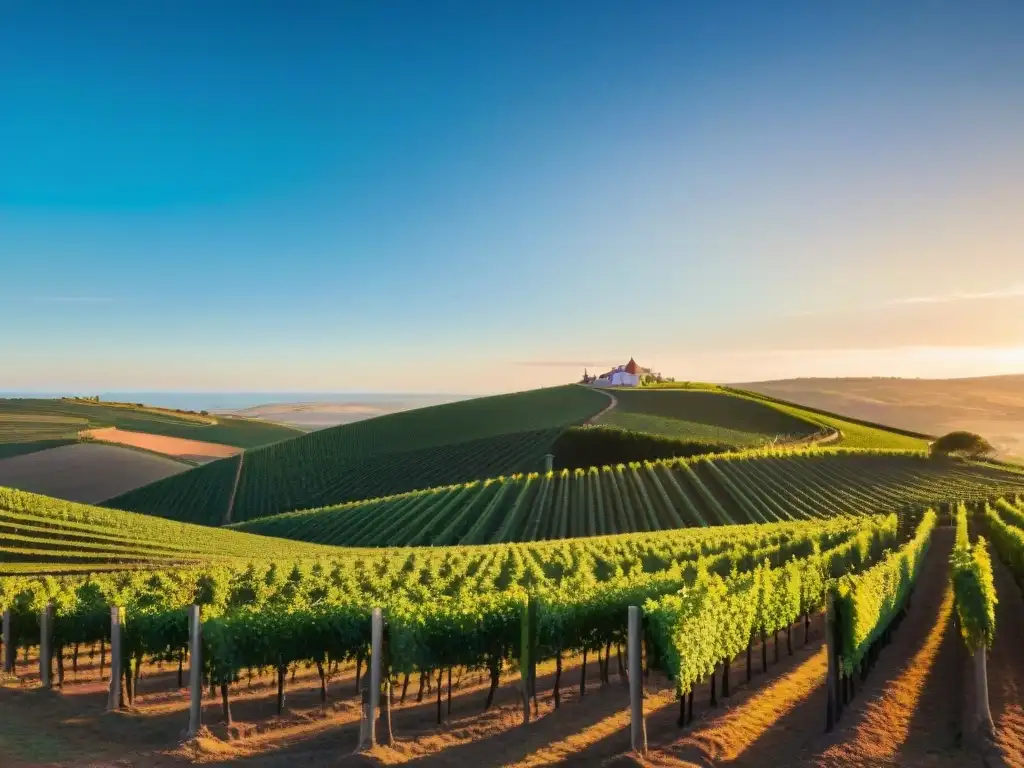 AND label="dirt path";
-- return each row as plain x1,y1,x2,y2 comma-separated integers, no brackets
223,452,245,525
634,526,972,768
637,618,830,768
587,388,618,424
808,526,969,768
987,548,1024,765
